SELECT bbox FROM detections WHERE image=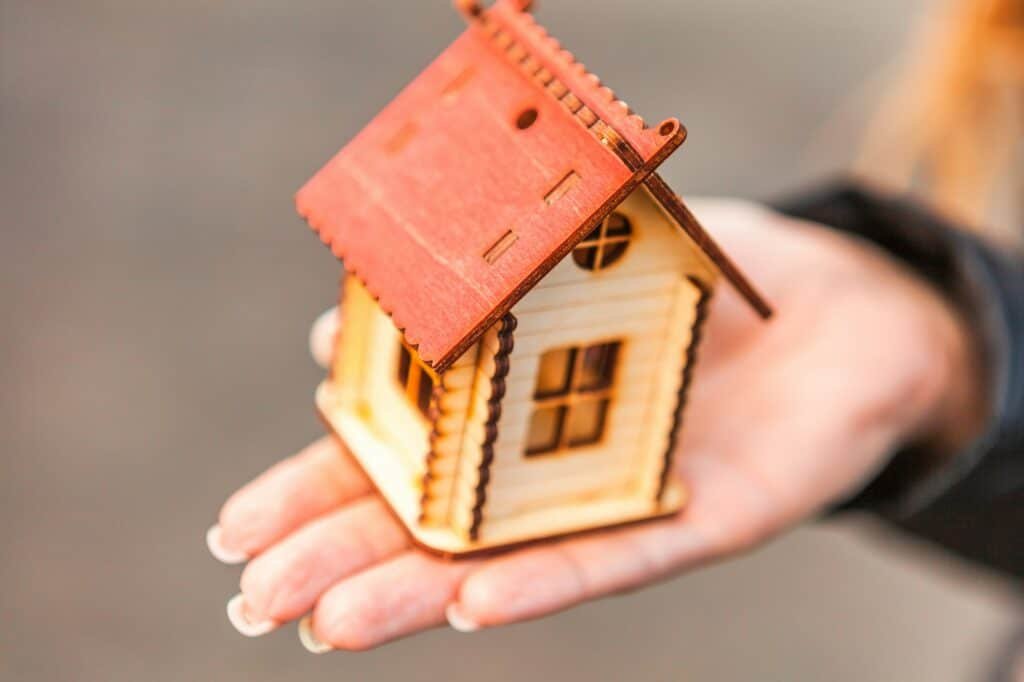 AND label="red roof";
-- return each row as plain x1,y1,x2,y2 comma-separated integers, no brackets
296,0,769,371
